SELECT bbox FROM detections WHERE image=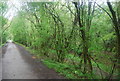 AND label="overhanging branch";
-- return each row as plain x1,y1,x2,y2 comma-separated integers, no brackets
95,2,113,20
